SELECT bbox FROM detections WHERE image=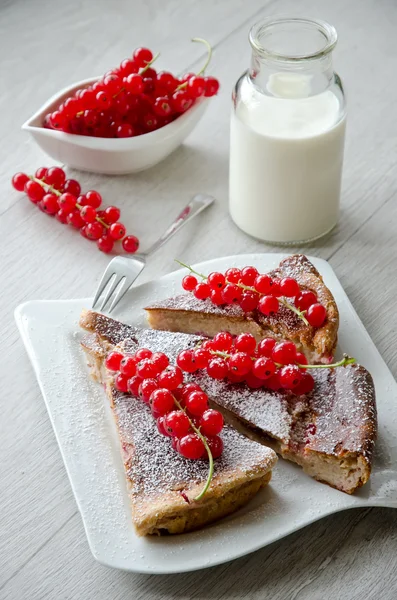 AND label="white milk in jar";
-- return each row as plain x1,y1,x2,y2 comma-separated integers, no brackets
229,18,346,244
